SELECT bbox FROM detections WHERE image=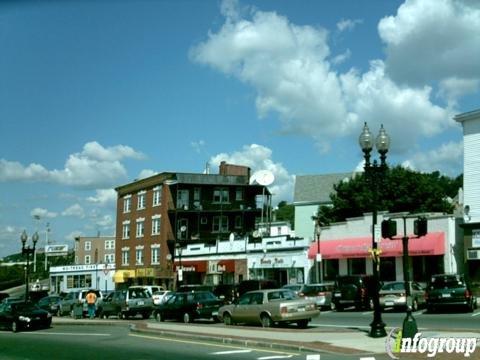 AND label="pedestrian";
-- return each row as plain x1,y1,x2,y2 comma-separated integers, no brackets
86,290,97,319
